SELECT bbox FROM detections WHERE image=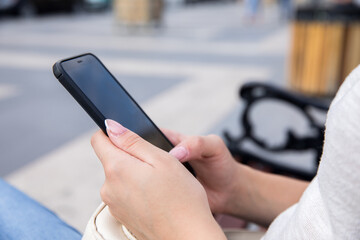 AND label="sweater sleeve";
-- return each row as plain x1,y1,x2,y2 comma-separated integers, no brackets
263,65,360,240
